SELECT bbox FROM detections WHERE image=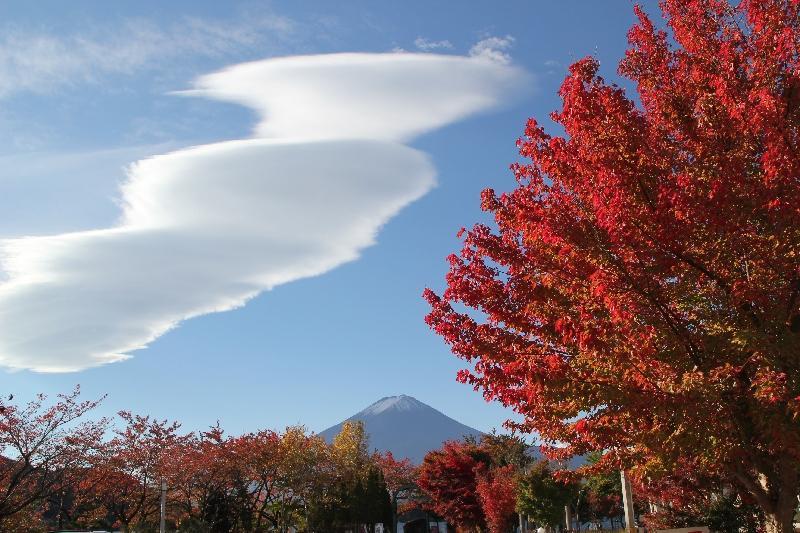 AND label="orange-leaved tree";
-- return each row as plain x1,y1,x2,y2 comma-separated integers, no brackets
424,0,800,531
